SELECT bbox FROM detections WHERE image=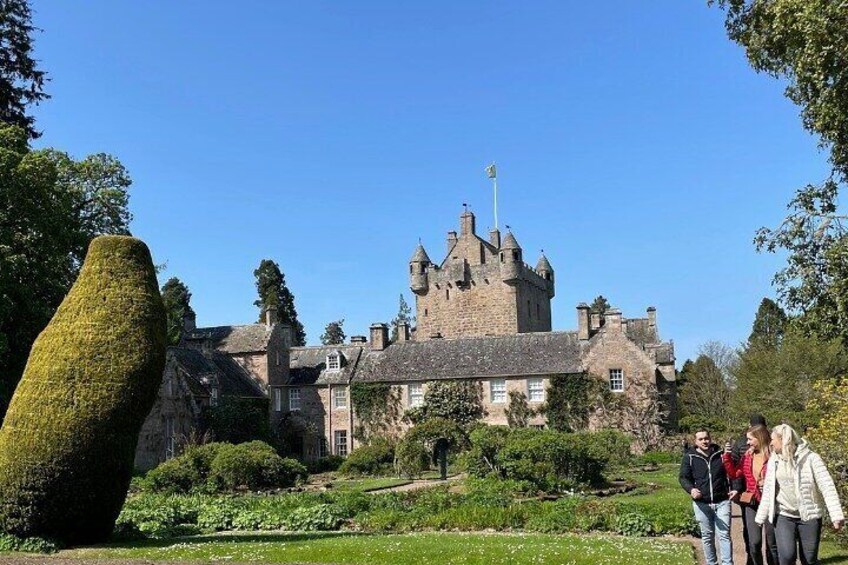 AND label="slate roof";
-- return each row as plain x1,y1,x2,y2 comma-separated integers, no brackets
183,324,273,354
410,244,431,263
355,331,584,383
288,345,364,386
169,347,265,398
501,231,521,250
